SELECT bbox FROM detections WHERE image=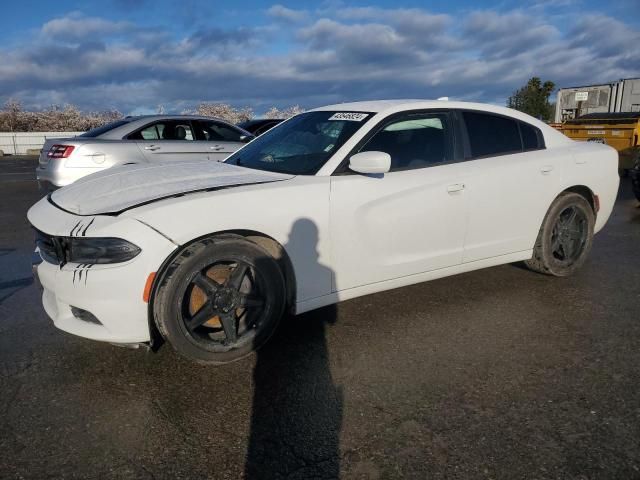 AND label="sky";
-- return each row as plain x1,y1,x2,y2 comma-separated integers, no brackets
0,0,638,115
